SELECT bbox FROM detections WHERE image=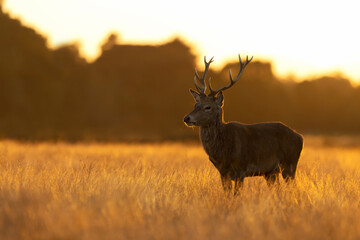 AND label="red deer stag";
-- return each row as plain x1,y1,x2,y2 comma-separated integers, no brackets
184,55,303,195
